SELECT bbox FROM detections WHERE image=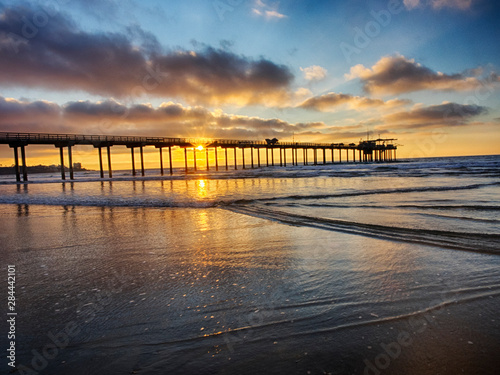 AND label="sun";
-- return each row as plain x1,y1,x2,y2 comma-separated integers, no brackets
196,145,204,151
